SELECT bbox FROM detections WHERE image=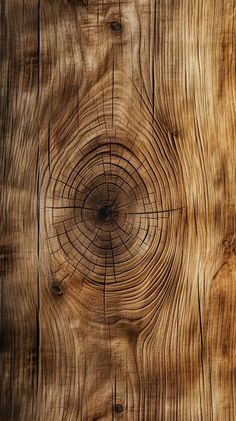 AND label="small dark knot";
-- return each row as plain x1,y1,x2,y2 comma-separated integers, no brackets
98,204,113,222
69,0,87,5
109,20,123,33
50,281,63,297
114,403,123,413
